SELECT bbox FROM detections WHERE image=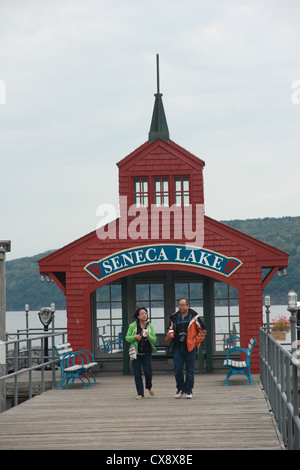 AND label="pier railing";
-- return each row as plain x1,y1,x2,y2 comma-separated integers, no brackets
259,327,300,450
0,331,67,413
